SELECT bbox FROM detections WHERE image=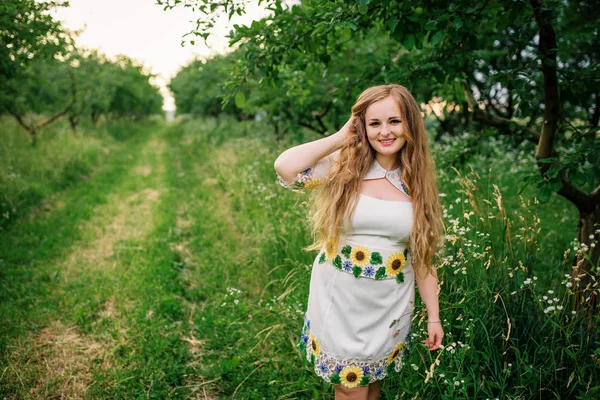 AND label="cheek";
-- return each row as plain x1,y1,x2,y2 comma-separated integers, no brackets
366,128,378,141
